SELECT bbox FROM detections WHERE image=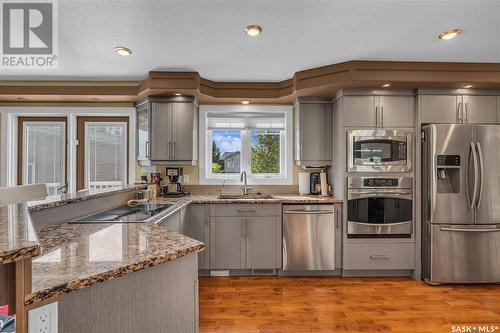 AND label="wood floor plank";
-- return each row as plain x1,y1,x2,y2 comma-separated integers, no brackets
199,276,500,333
